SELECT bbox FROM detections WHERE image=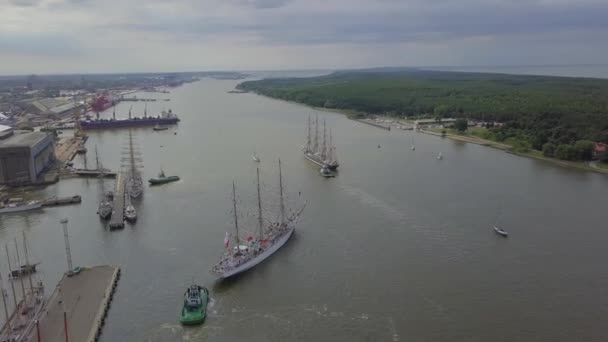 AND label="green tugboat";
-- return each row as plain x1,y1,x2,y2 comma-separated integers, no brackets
180,285,209,326
148,169,180,185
